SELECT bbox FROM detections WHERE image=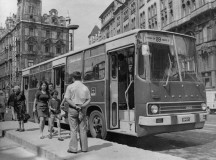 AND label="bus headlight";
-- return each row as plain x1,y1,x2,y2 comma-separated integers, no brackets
201,103,207,111
150,105,159,114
